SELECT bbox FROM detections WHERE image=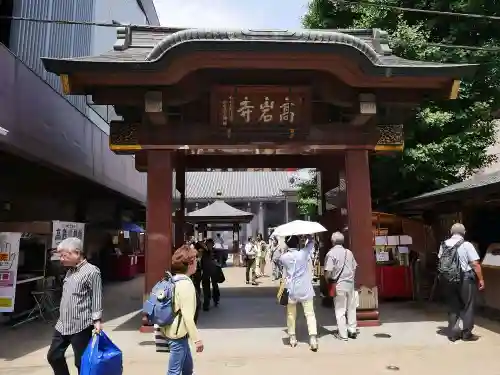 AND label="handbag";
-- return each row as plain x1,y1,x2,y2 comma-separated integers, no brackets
277,279,289,305
276,258,296,306
328,249,347,298
214,265,225,284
